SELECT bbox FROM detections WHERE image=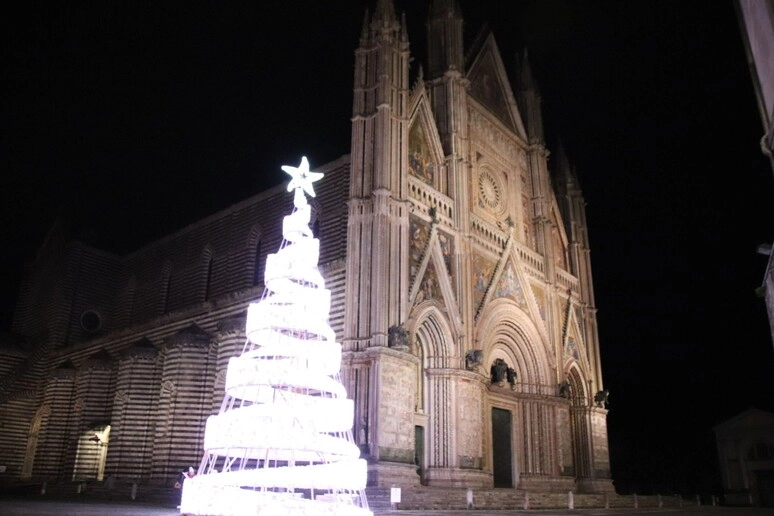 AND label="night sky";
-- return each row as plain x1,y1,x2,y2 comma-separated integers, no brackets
3,0,773,495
